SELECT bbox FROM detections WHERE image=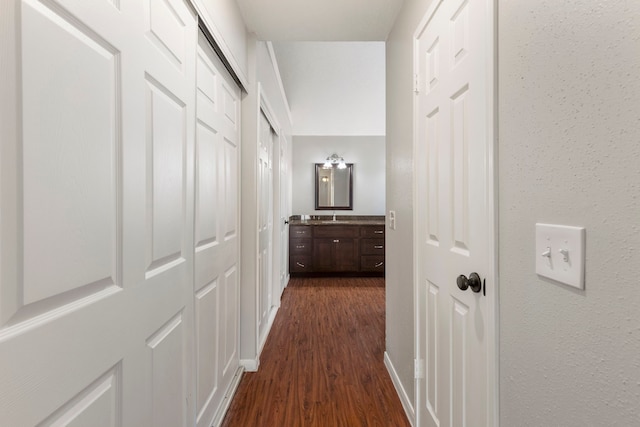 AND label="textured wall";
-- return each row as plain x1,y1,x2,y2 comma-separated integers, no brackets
291,136,385,216
499,0,640,424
